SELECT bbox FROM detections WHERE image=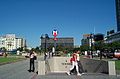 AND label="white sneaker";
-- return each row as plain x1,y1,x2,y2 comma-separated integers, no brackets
82,73,85,75
77,73,81,76
66,72,70,75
